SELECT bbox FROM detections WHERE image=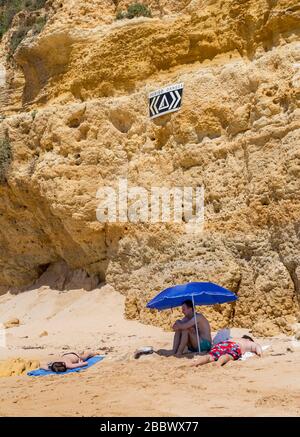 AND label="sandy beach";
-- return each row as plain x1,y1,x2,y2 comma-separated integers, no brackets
0,0,300,422
0,284,299,417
